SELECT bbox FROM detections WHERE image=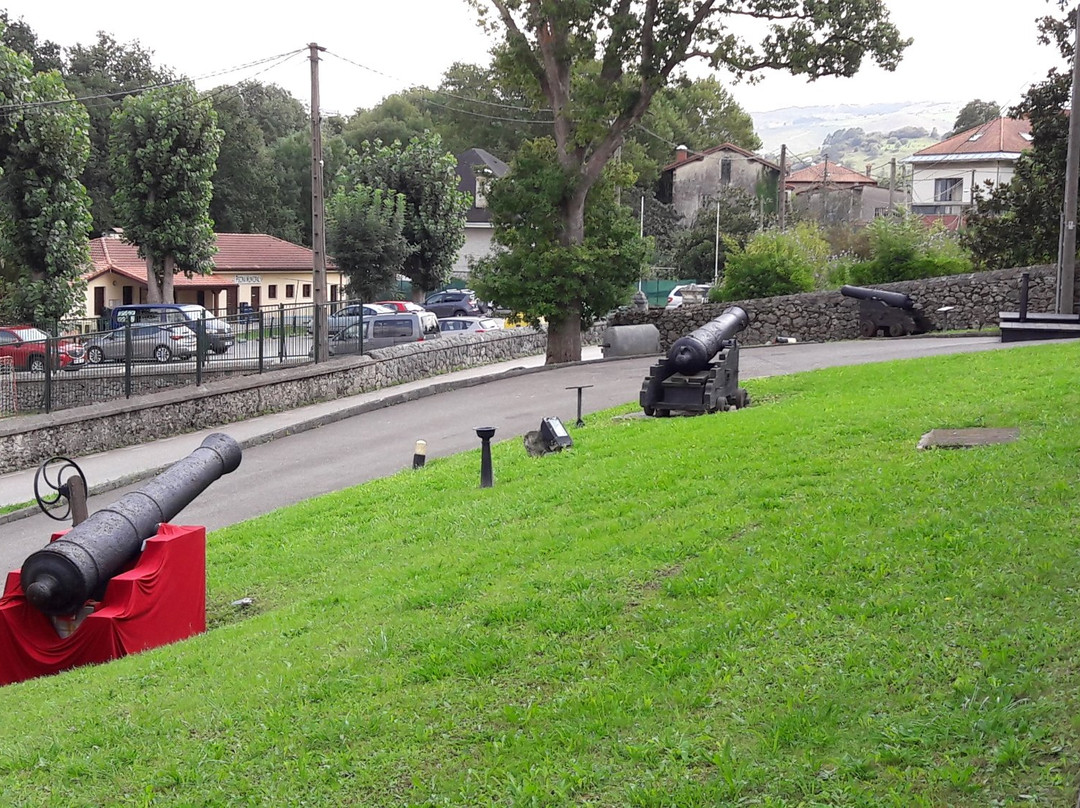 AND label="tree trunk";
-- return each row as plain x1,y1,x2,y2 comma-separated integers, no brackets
545,189,589,364
146,255,162,303
162,255,175,303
